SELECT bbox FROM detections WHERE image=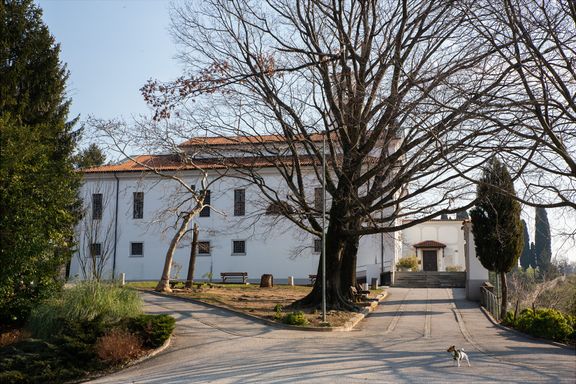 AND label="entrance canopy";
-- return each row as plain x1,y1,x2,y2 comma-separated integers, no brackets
413,240,446,249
